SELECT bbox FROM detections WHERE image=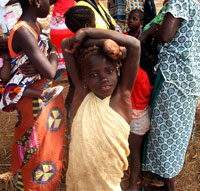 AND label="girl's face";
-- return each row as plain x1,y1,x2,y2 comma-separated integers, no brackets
37,0,50,18
128,12,142,30
83,54,118,99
